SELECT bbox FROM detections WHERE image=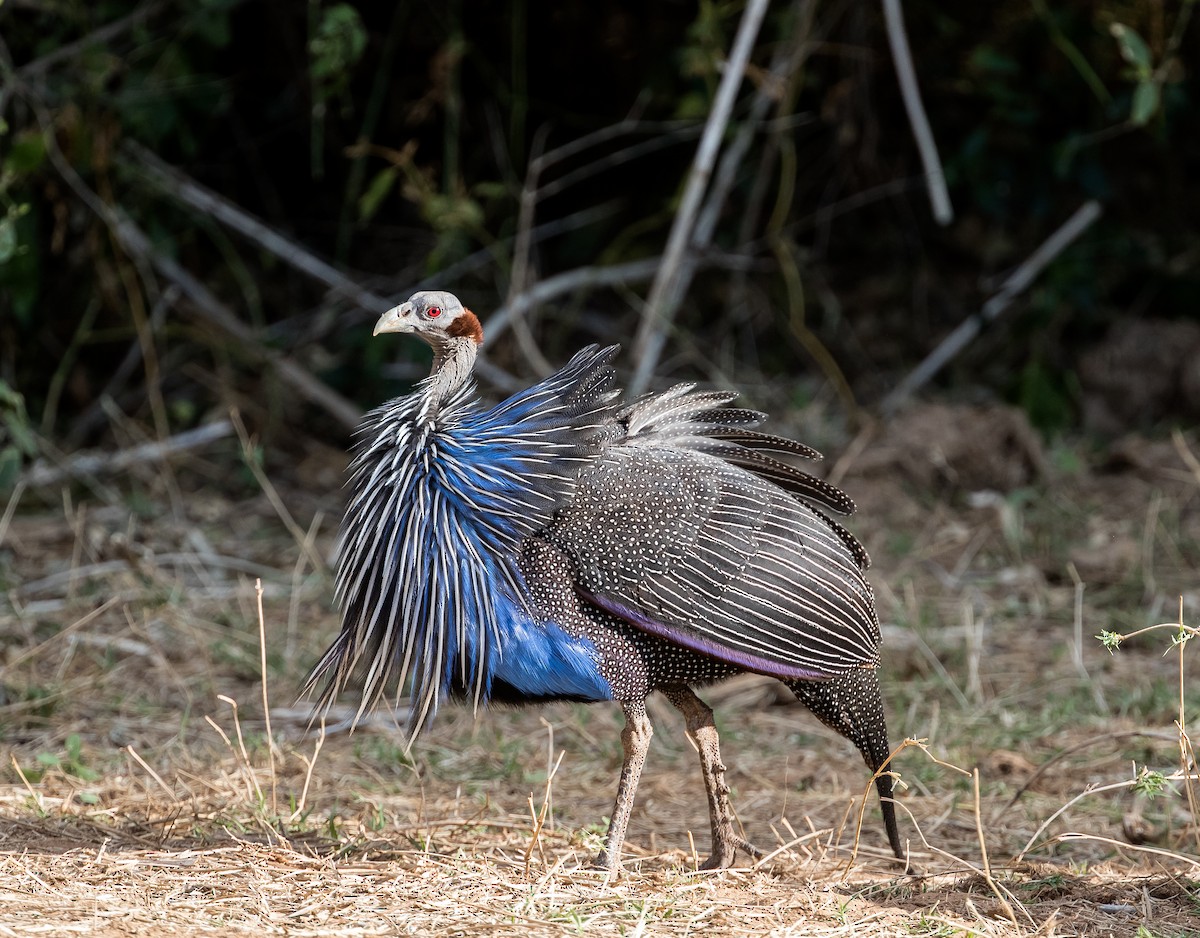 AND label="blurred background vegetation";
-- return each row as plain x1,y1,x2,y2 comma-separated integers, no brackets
0,0,1197,487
